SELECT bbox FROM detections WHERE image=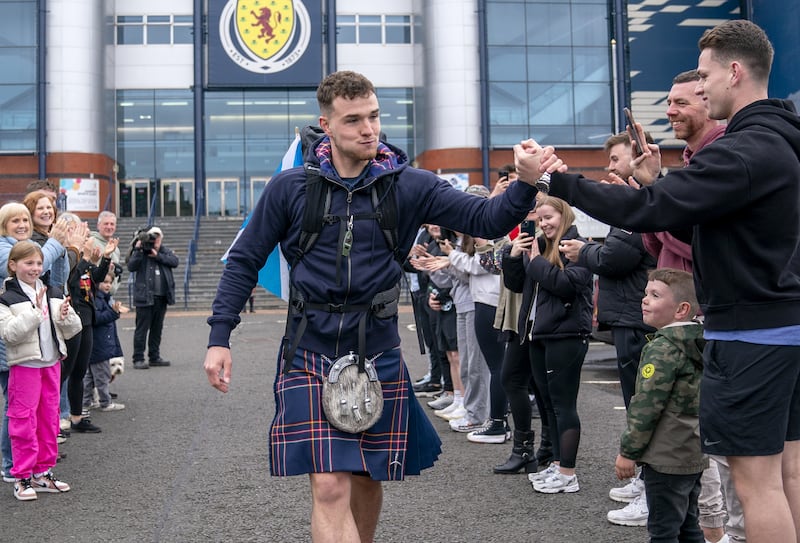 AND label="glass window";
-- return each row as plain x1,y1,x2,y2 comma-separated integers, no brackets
146,15,171,45
487,47,527,82
0,47,36,84
486,4,526,46
173,15,194,44
117,16,144,45
0,2,36,46
376,88,415,158
525,4,570,46
336,15,356,43
0,1,37,152
571,3,608,46
0,84,36,152
527,47,572,82
385,15,411,44
358,15,382,44
487,0,613,145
